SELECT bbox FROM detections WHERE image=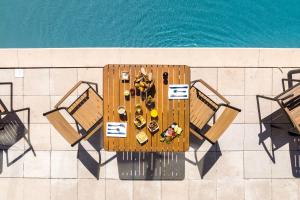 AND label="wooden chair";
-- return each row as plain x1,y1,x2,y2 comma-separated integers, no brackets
190,79,241,144
257,70,300,134
43,81,103,146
